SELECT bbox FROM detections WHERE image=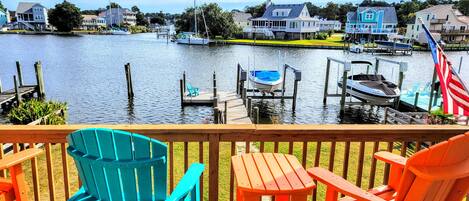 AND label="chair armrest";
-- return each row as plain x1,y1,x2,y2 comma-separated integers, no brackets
0,148,43,170
307,167,385,201
374,151,406,168
167,163,205,201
